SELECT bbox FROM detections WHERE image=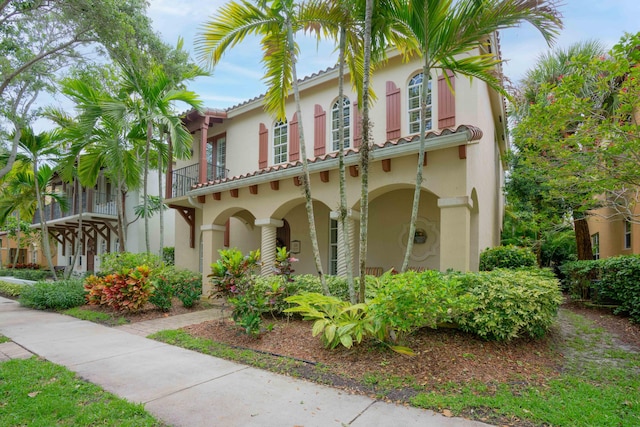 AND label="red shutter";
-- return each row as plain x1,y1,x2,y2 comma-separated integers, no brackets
289,112,299,162
438,71,456,129
224,219,230,247
314,104,326,156
386,81,401,139
258,123,268,169
353,101,362,147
